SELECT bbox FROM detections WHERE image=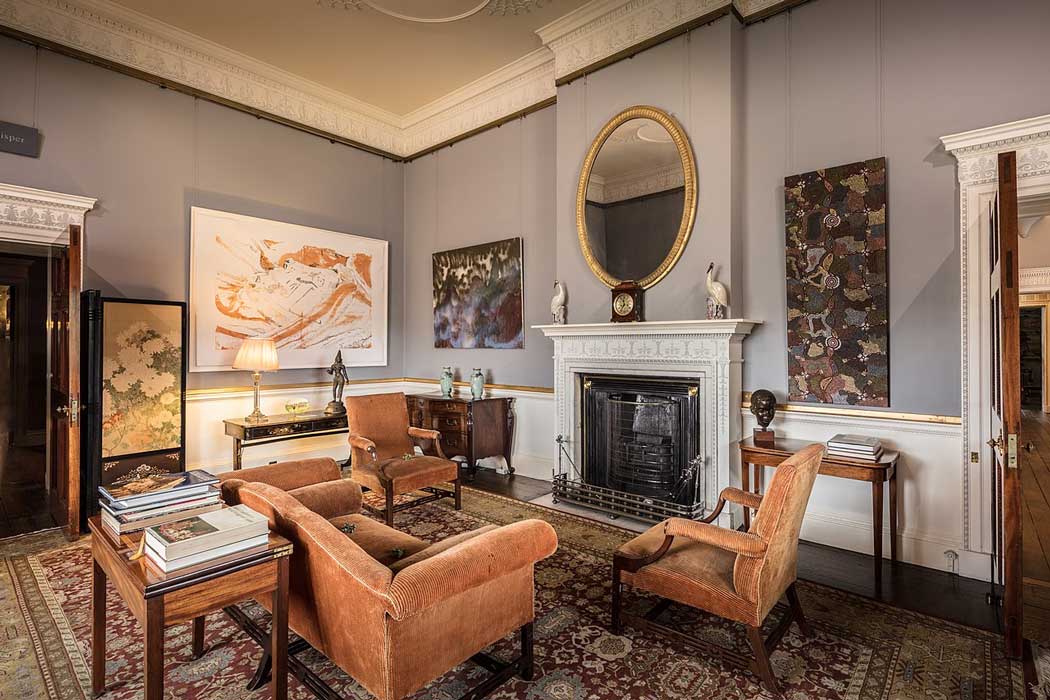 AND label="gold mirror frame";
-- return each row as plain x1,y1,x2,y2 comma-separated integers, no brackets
575,105,697,289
